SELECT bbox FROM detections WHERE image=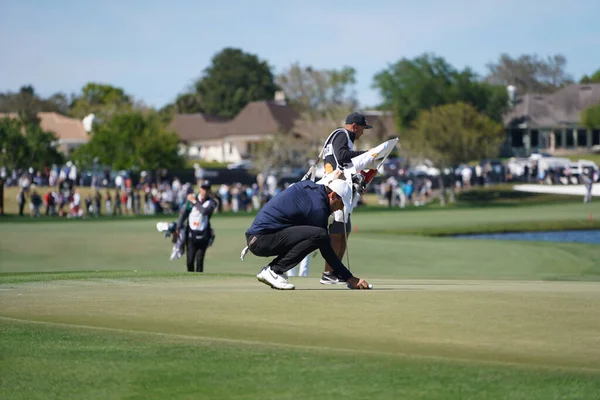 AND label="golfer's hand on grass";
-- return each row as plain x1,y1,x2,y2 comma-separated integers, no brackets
347,277,371,289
